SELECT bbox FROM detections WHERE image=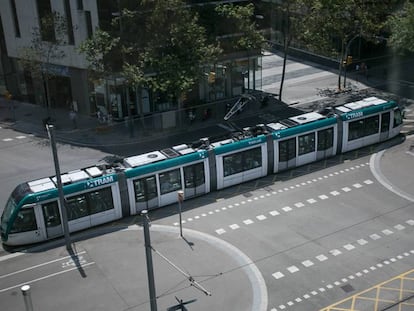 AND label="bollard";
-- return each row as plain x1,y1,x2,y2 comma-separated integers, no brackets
21,285,34,311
